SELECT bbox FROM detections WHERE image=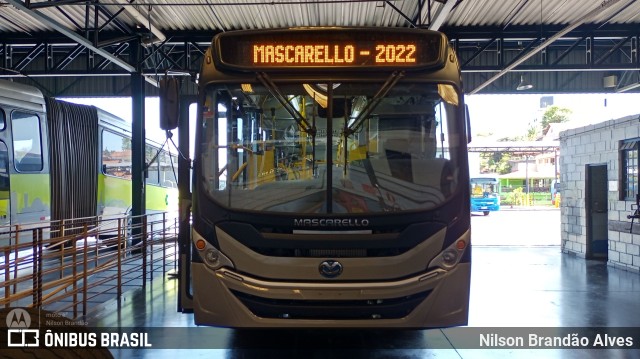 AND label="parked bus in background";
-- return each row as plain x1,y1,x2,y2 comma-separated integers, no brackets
175,27,472,328
470,176,500,215
0,79,178,246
